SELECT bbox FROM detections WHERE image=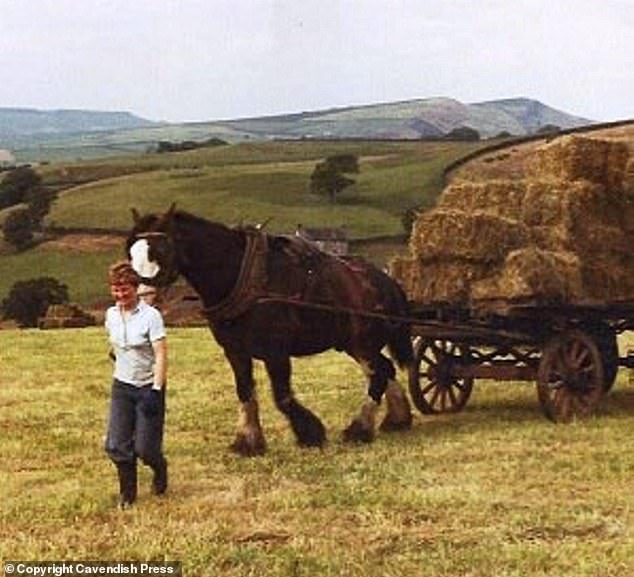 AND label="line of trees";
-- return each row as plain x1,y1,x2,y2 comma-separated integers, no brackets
0,166,58,250
155,137,228,153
